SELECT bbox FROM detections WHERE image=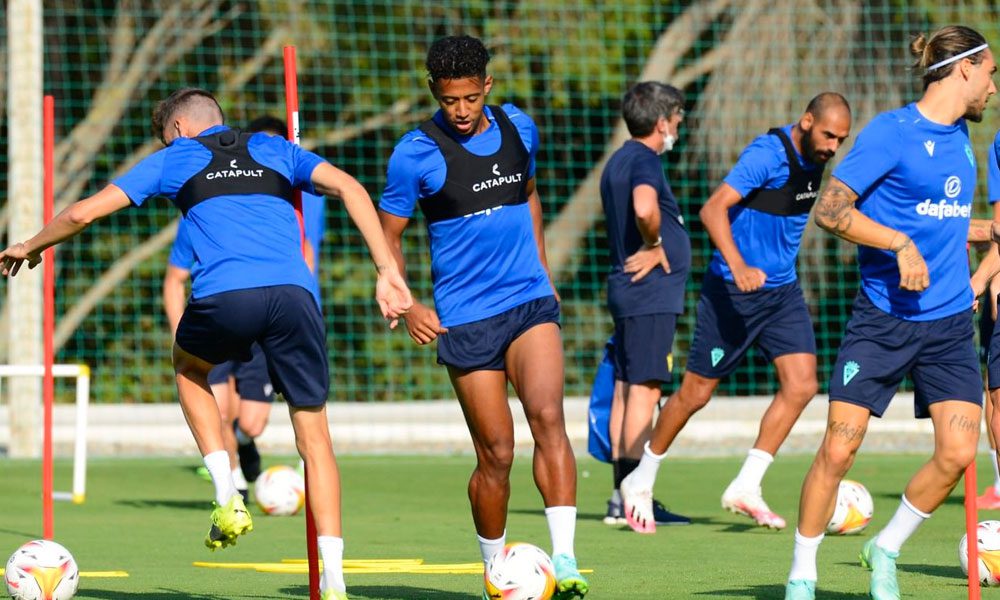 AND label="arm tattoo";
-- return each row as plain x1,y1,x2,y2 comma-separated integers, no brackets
814,180,858,237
